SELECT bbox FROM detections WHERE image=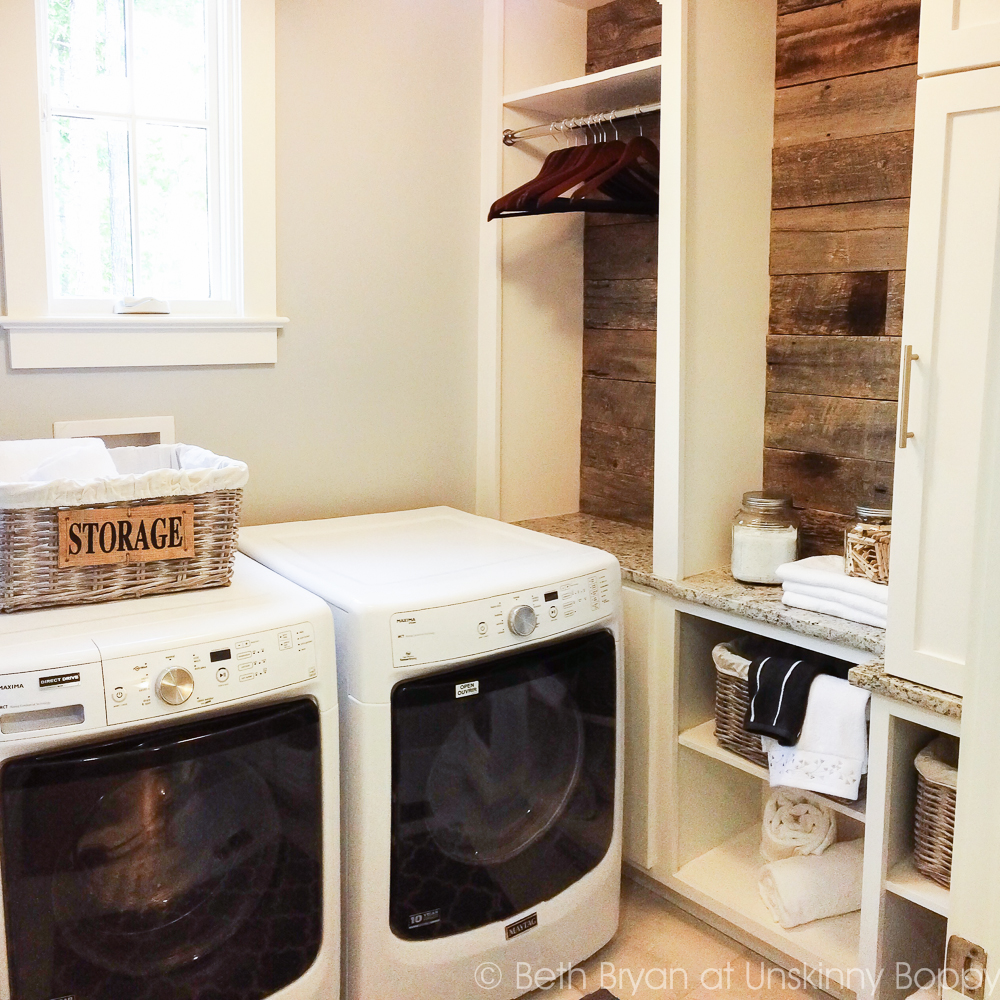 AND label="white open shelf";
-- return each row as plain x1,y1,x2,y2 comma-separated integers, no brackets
885,855,951,917
502,57,662,119
678,719,868,823
675,825,862,986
